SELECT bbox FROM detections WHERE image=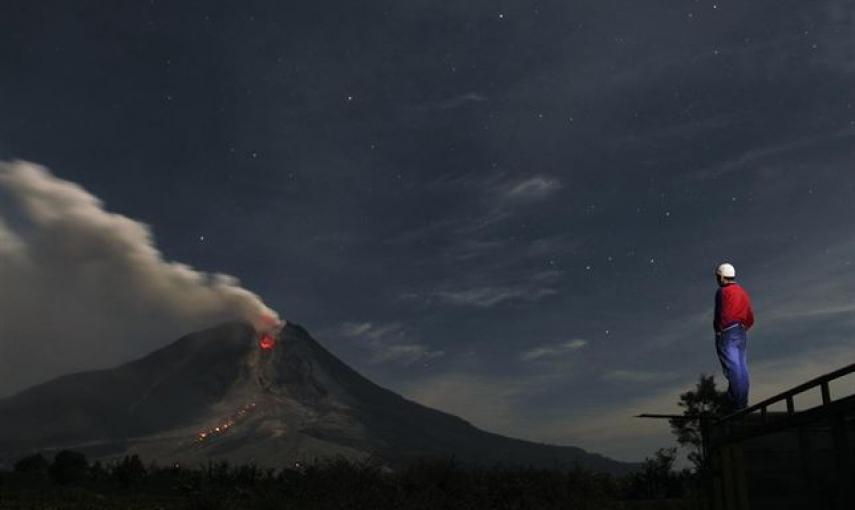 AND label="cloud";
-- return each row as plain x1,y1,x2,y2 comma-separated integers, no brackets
444,238,507,261
409,269,563,308
602,370,680,384
433,285,558,308
0,161,282,396
685,129,855,183
554,342,855,461
401,371,554,436
520,339,588,361
337,322,375,338
503,175,563,201
417,92,489,111
372,344,445,365
397,361,680,462
334,321,444,366
400,341,855,464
